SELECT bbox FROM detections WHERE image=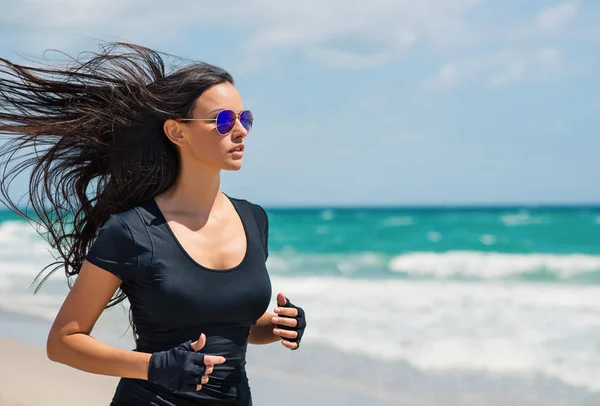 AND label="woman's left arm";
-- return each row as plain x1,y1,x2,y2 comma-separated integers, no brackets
248,311,280,345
